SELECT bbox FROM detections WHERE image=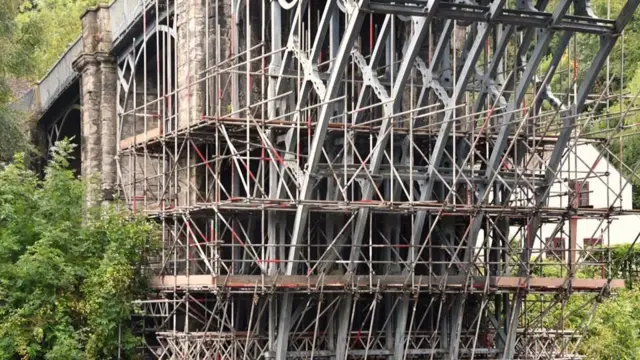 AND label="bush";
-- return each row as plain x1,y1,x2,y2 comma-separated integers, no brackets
0,140,159,359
